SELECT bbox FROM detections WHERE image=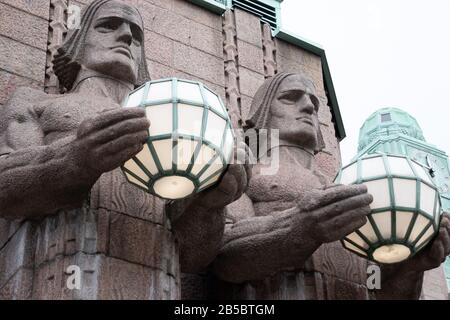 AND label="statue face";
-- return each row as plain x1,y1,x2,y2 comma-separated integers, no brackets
269,74,320,152
82,1,144,84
